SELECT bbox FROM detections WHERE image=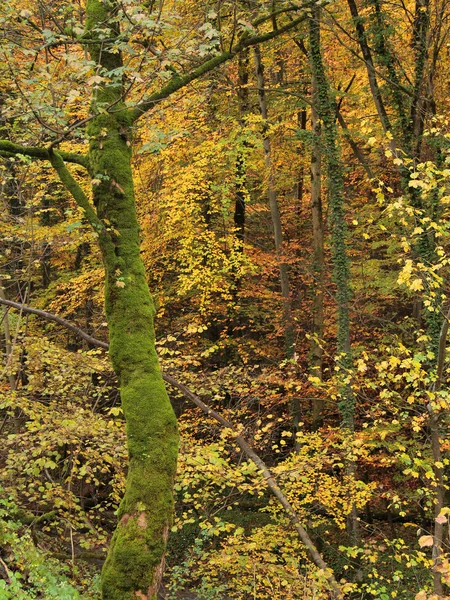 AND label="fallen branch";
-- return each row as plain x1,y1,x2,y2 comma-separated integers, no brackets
0,296,343,598
0,298,109,350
